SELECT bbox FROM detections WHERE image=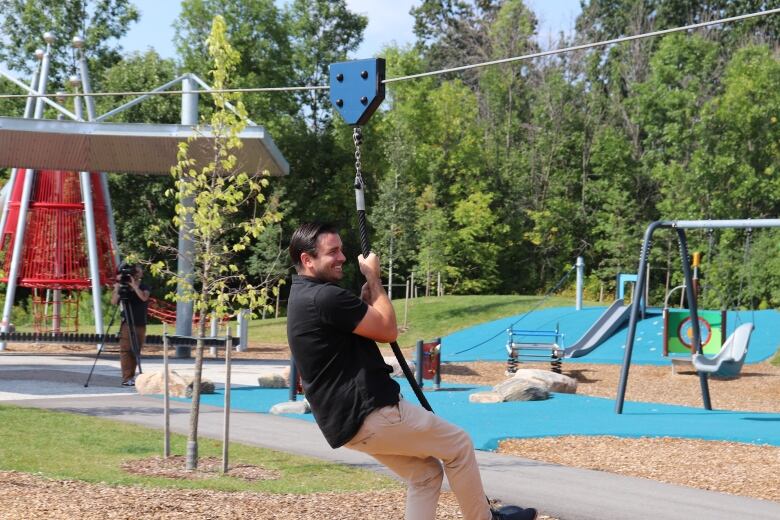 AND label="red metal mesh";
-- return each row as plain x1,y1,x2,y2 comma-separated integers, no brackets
1,170,117,289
